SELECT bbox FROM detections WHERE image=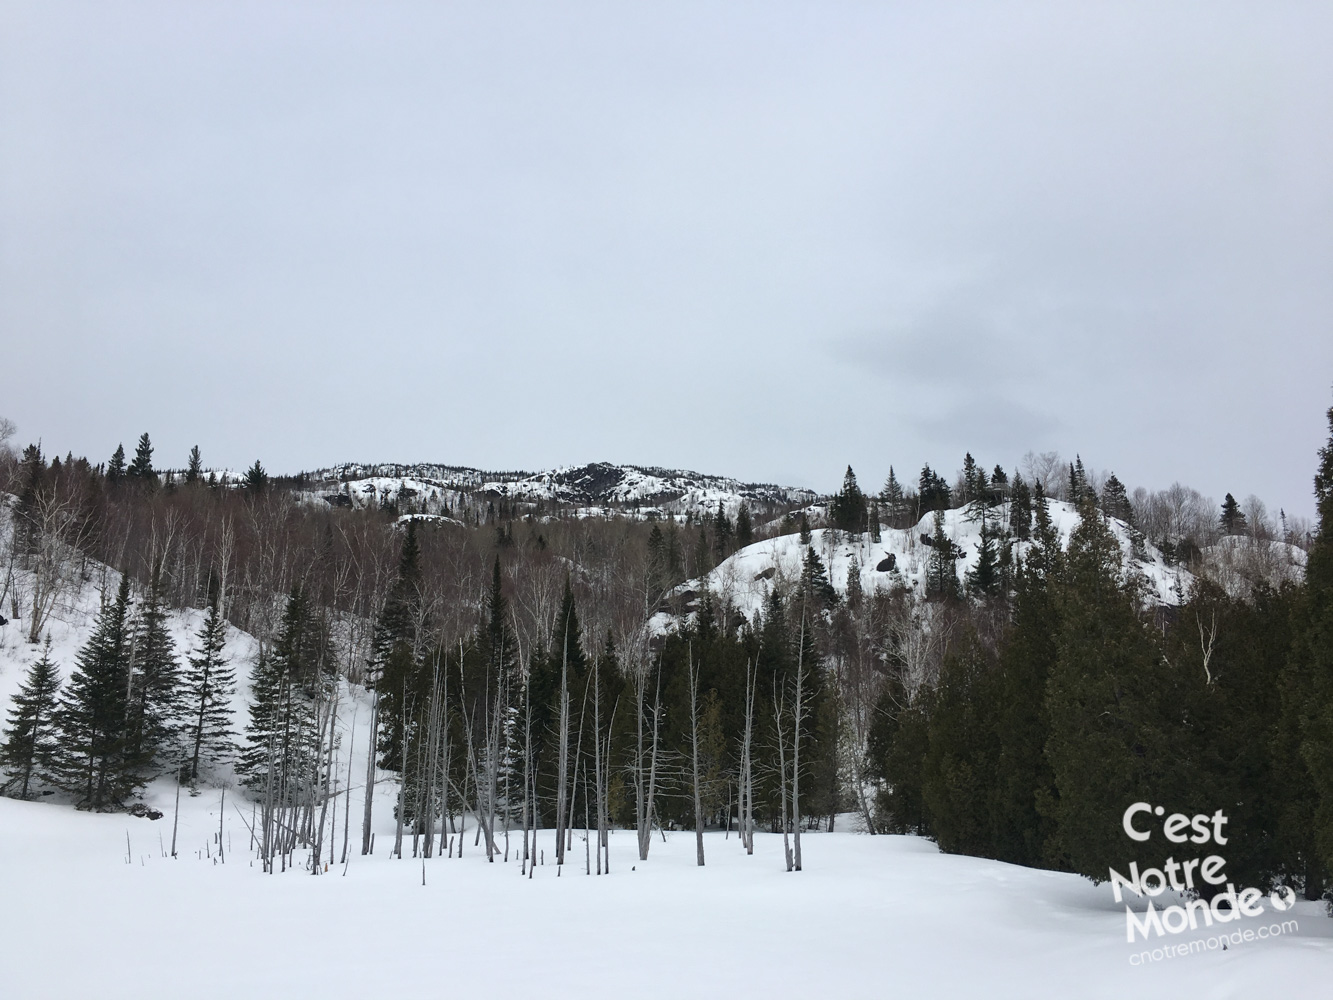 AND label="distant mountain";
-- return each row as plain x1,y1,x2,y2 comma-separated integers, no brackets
298,461,817,520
